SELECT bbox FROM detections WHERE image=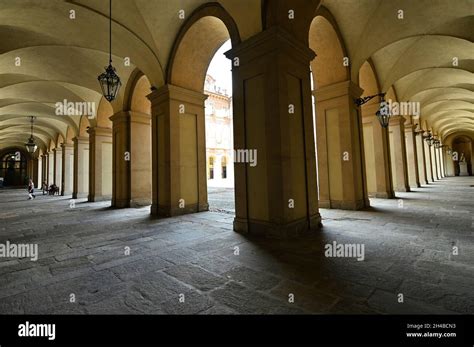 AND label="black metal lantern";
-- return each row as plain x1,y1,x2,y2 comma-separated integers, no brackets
25,116,37,154
98,64,121,102
97,0,121,101
375,94,390,128
354,92,390,128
